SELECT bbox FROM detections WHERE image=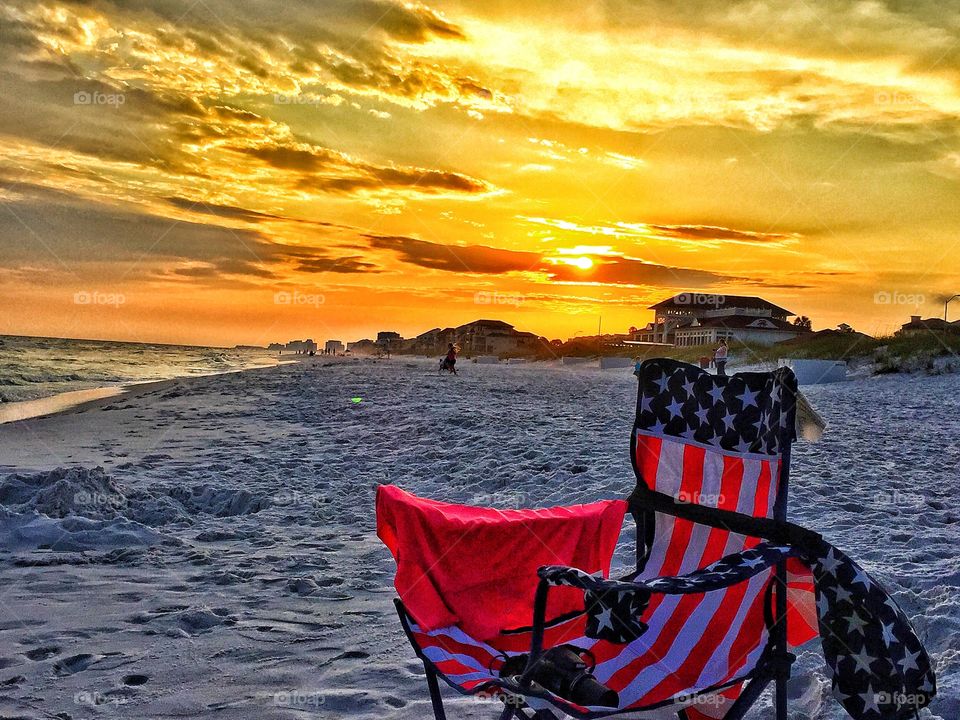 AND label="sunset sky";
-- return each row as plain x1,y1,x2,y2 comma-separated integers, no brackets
2,0,960,346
